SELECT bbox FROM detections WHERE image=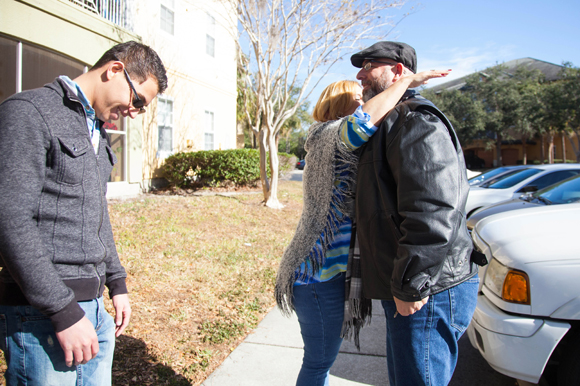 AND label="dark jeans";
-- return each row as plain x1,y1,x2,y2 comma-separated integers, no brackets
293,272,345,386
381,276,479,386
